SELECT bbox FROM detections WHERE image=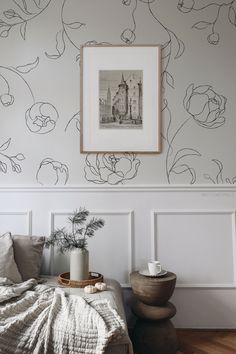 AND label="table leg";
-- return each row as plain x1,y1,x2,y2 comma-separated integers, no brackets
132,319,179,354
